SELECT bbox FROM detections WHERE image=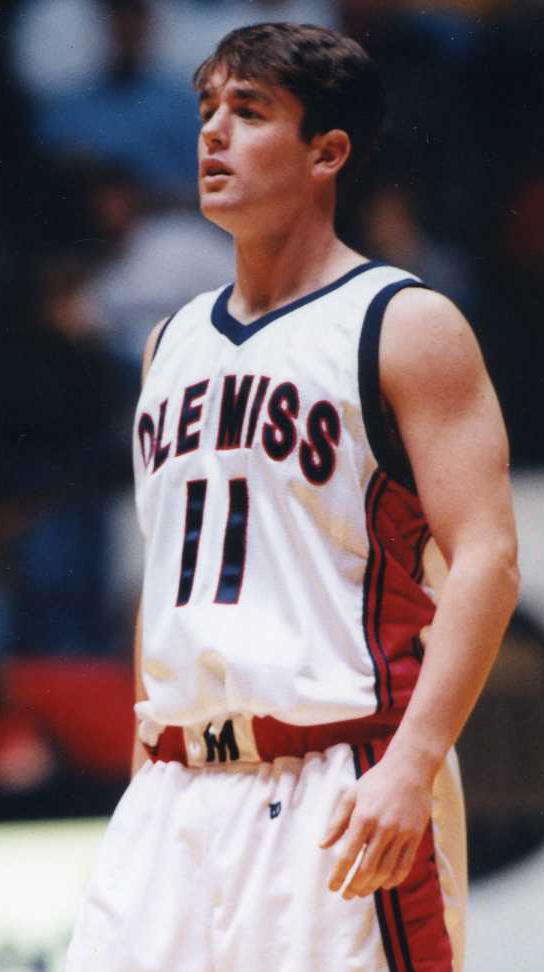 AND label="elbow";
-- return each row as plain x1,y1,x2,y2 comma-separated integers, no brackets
460,533,520,615
504,562,521,614
496,537,521,612
507,560,521,610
